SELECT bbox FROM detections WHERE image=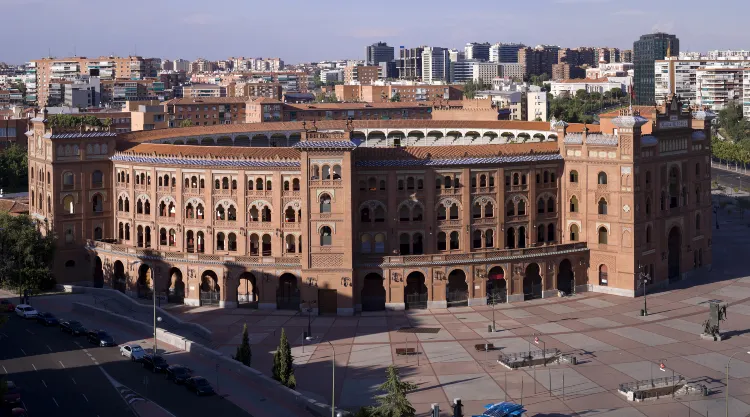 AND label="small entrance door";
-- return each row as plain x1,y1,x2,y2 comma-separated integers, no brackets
318,289,337,315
